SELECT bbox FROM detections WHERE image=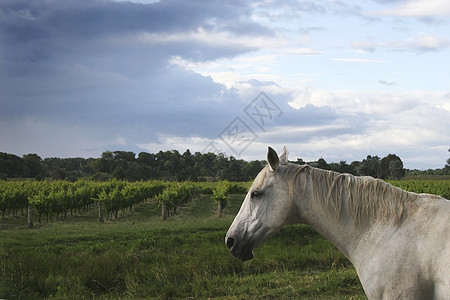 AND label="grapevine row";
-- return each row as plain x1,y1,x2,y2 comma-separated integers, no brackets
389,180,450,199
0,180,250,225
0,180,166,223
